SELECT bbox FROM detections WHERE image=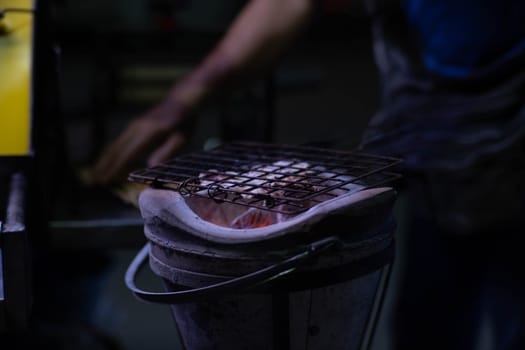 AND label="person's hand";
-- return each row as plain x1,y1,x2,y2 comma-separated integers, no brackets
87,99,192,186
